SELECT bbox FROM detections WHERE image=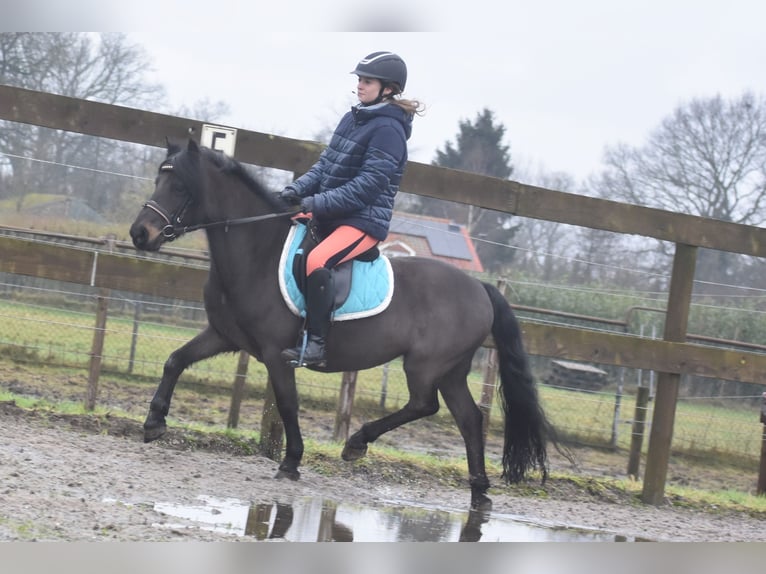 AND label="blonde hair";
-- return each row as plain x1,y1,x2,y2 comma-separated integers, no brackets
389,94,425,117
